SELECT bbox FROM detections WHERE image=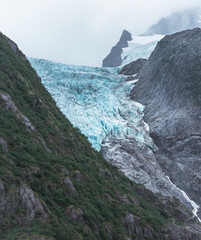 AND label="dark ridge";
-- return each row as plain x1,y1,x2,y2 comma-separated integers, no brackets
119,58,147,75
102,30,132,67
